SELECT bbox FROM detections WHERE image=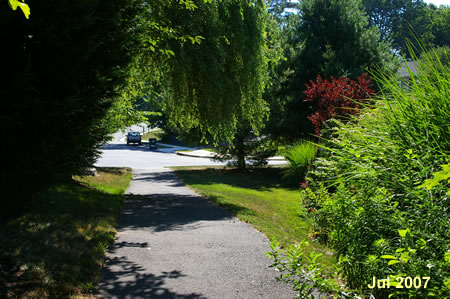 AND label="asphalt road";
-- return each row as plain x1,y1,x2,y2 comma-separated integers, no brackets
95,127,285,169
95,125,226,169
95,142,226,169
